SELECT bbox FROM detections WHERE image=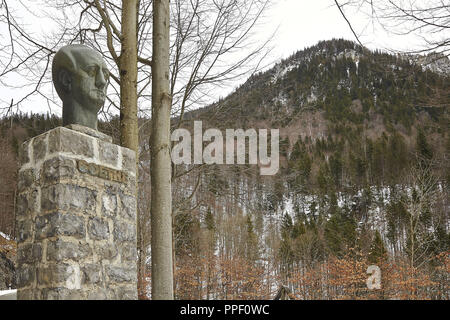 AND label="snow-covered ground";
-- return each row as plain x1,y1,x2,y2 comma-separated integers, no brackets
0,231,11,240
0,289,17,300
